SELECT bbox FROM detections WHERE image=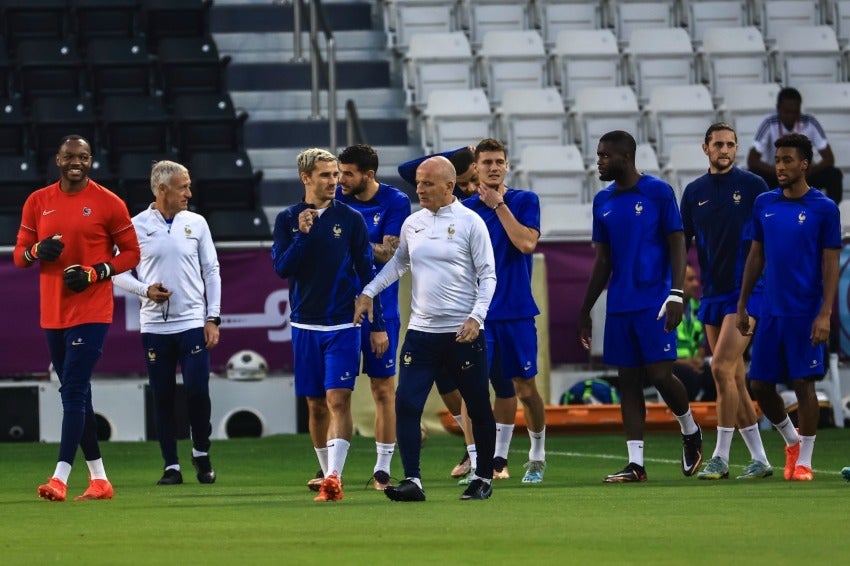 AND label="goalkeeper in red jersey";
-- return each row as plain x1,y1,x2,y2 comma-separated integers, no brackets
13,135,140,502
